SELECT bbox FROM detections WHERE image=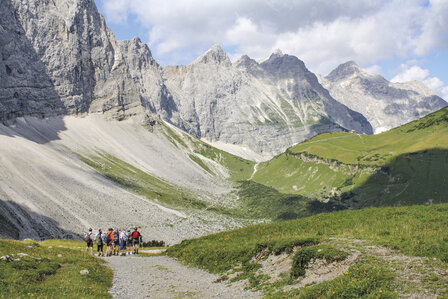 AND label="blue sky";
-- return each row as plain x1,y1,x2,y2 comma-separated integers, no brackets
94,0,448,100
